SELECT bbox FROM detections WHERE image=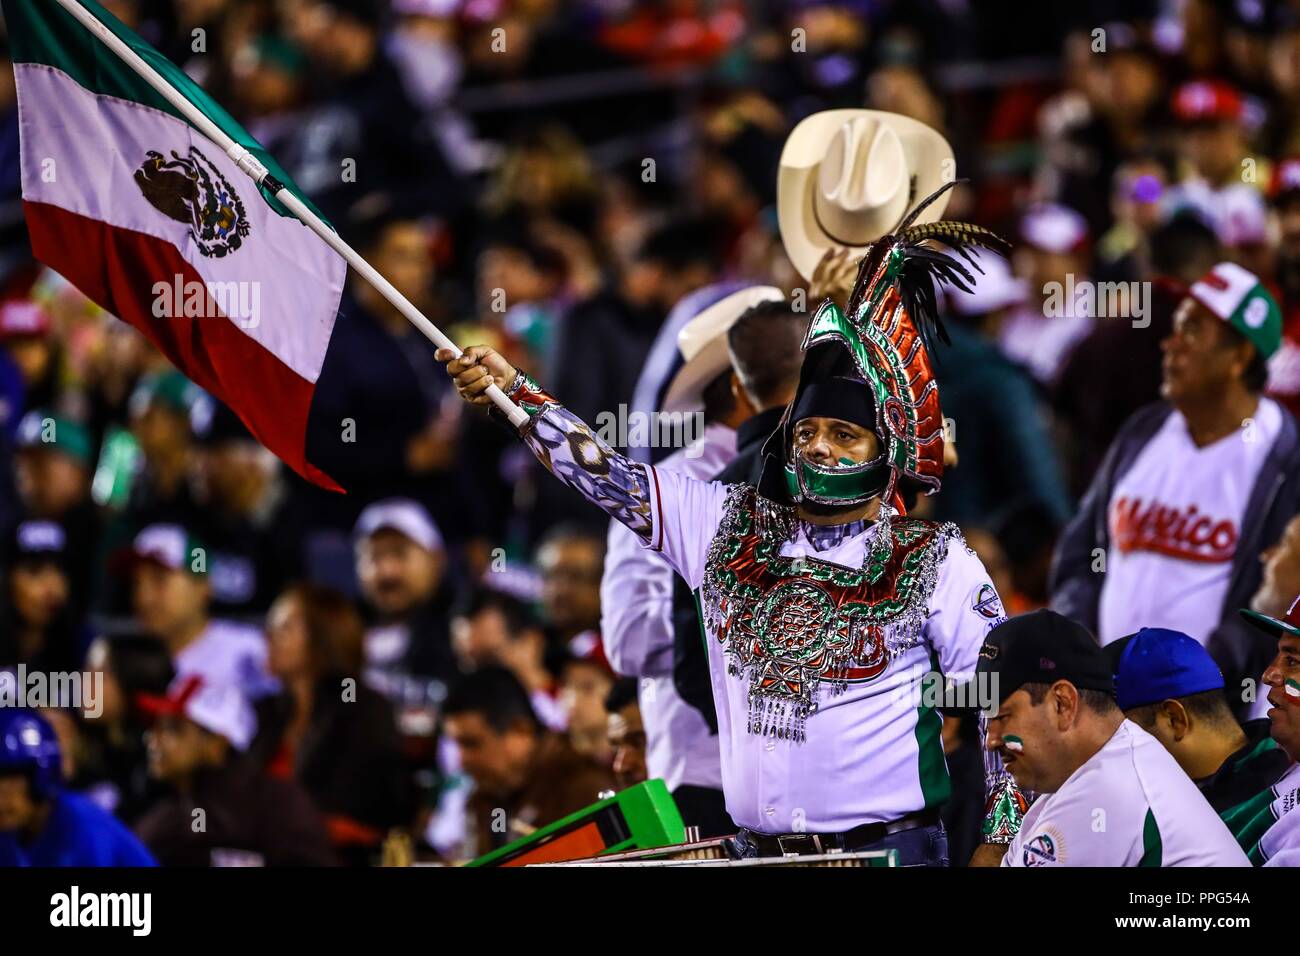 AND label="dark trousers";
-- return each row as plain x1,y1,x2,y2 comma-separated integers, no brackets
730,822,950,867
671,785,735,838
